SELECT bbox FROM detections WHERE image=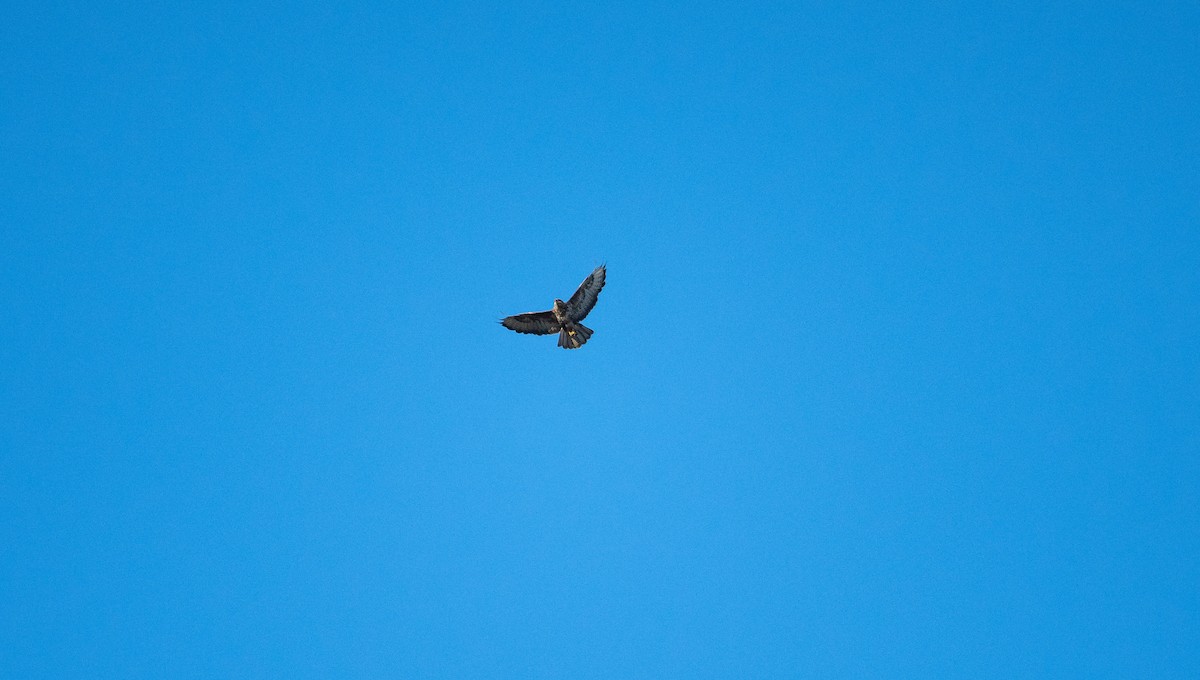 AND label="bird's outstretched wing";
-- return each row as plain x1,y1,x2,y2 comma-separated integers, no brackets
565,264,606,322
500,311,560,335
